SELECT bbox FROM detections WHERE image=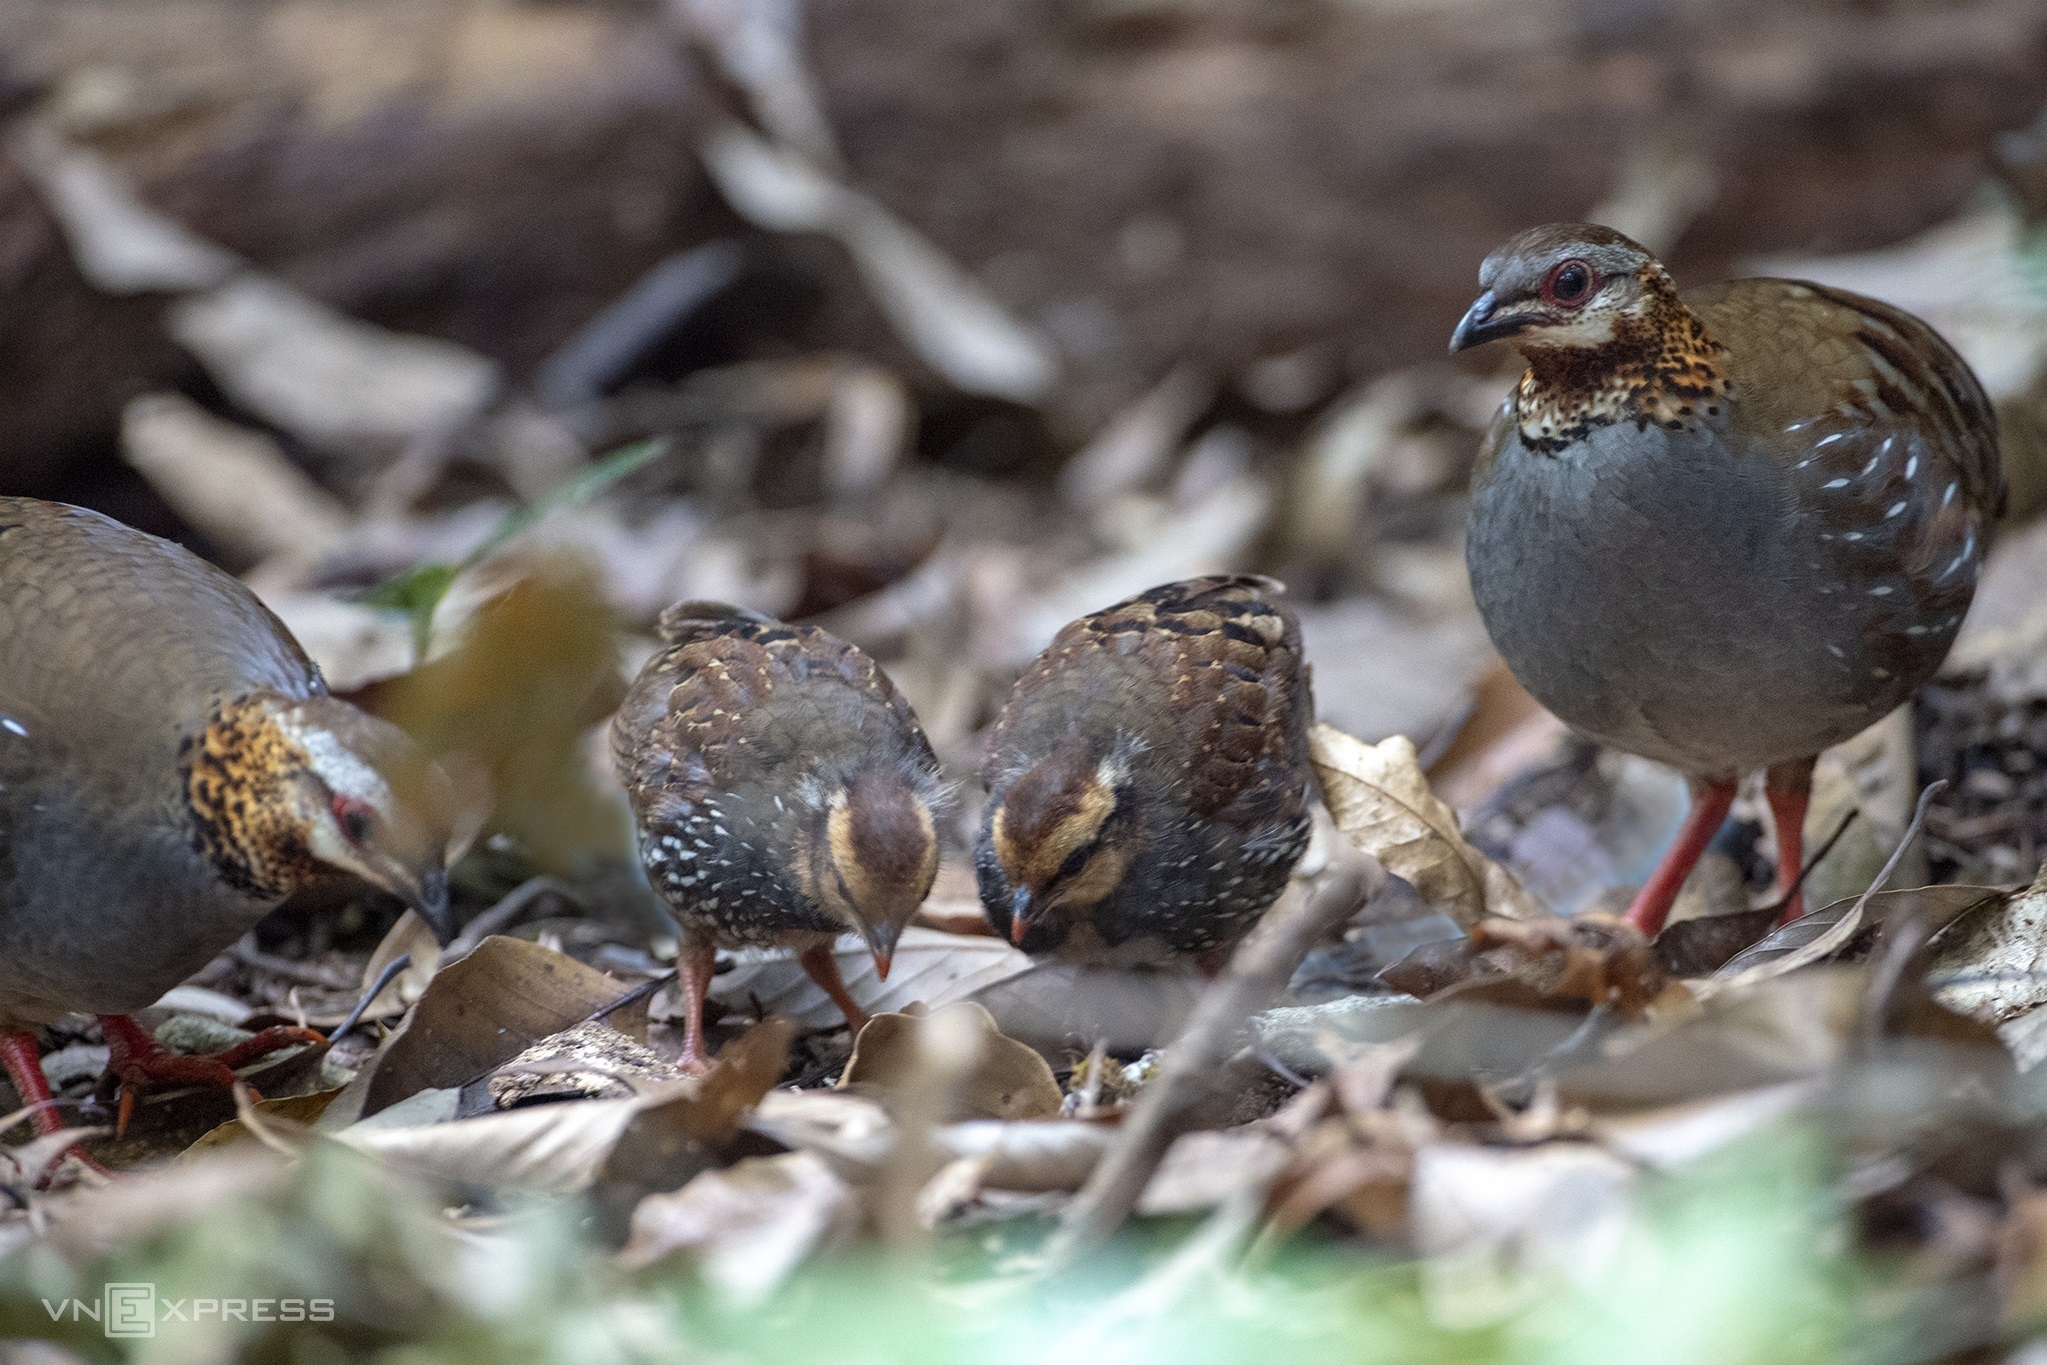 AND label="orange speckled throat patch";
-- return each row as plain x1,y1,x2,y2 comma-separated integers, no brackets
183,692,323,902
1515,277,1731,453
